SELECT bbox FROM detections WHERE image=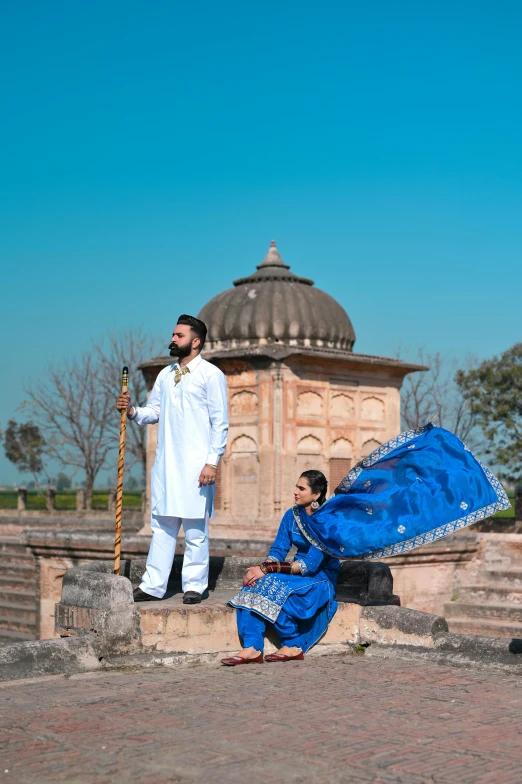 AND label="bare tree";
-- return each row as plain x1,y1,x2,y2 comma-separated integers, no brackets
94,327,163,484
398,348,477,442
22,353,115,507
